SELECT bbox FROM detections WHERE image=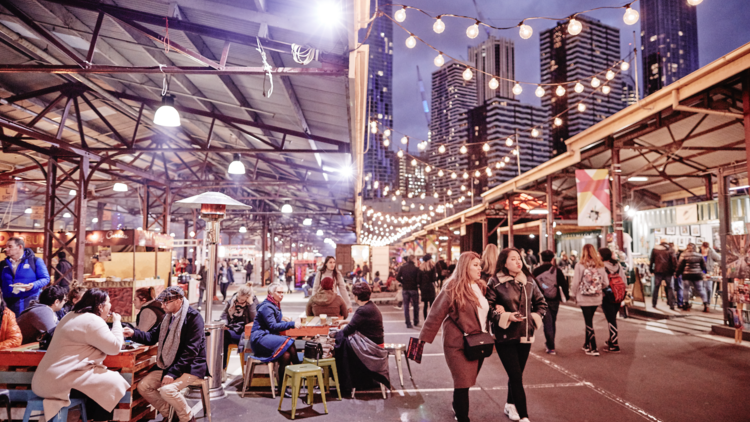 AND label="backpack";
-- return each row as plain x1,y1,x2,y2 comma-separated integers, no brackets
0,250,38,276
604,266,627,303
535,266,559,299
579,266,604,296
